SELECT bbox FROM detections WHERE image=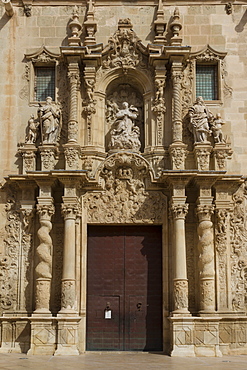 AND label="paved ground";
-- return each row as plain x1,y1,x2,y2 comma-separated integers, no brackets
0,352,247,370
